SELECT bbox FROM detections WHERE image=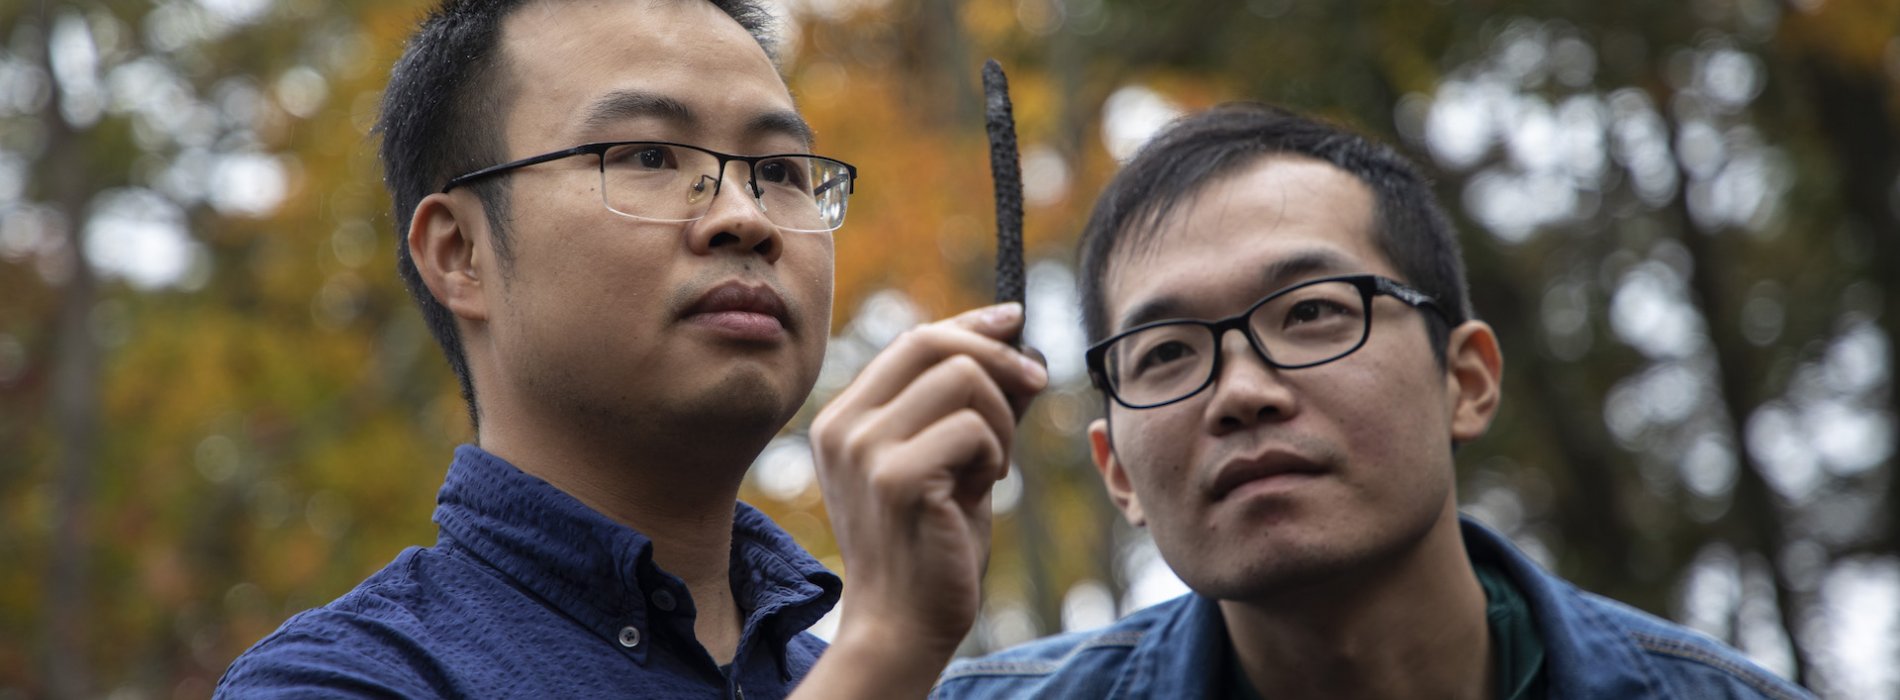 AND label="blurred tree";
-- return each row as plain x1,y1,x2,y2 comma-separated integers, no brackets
34,9,102,695
2,1,457,695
